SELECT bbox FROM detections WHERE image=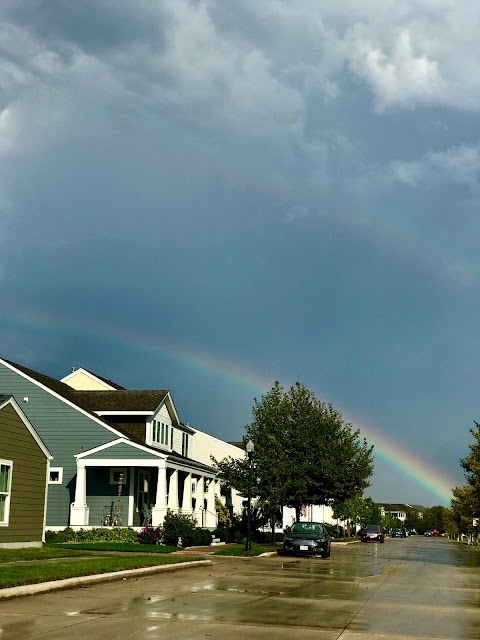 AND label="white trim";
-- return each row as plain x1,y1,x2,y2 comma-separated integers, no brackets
48,467,63,484
128,466,135,526
81,459,167,468
43,460,50,542
0,396,52,459
0,459,13,527
76,438,168,459
61,368,118,391
0,359,126,439
110,468,127,485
